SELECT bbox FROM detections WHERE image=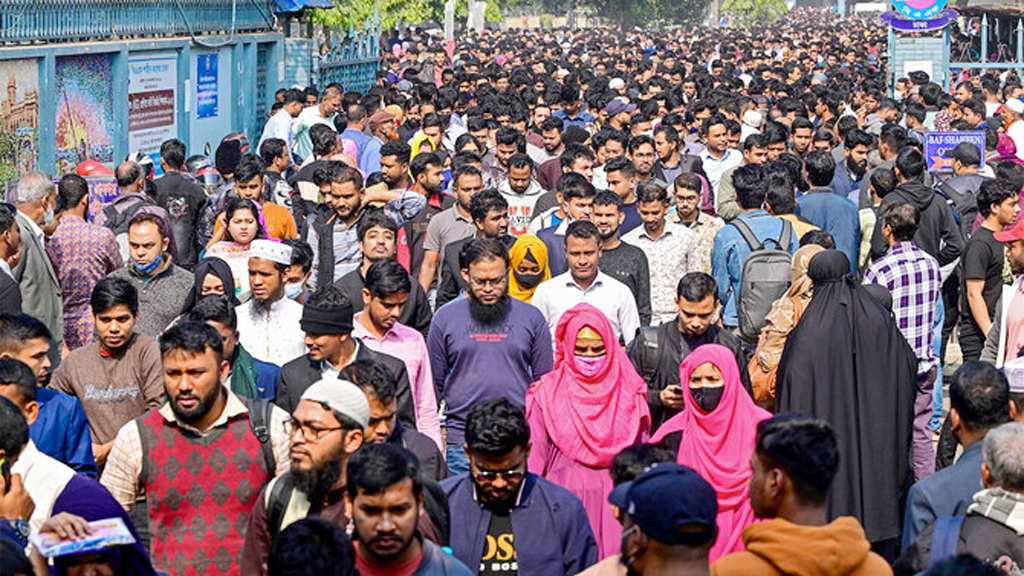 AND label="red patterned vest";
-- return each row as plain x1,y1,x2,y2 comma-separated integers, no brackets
138,408,273,576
